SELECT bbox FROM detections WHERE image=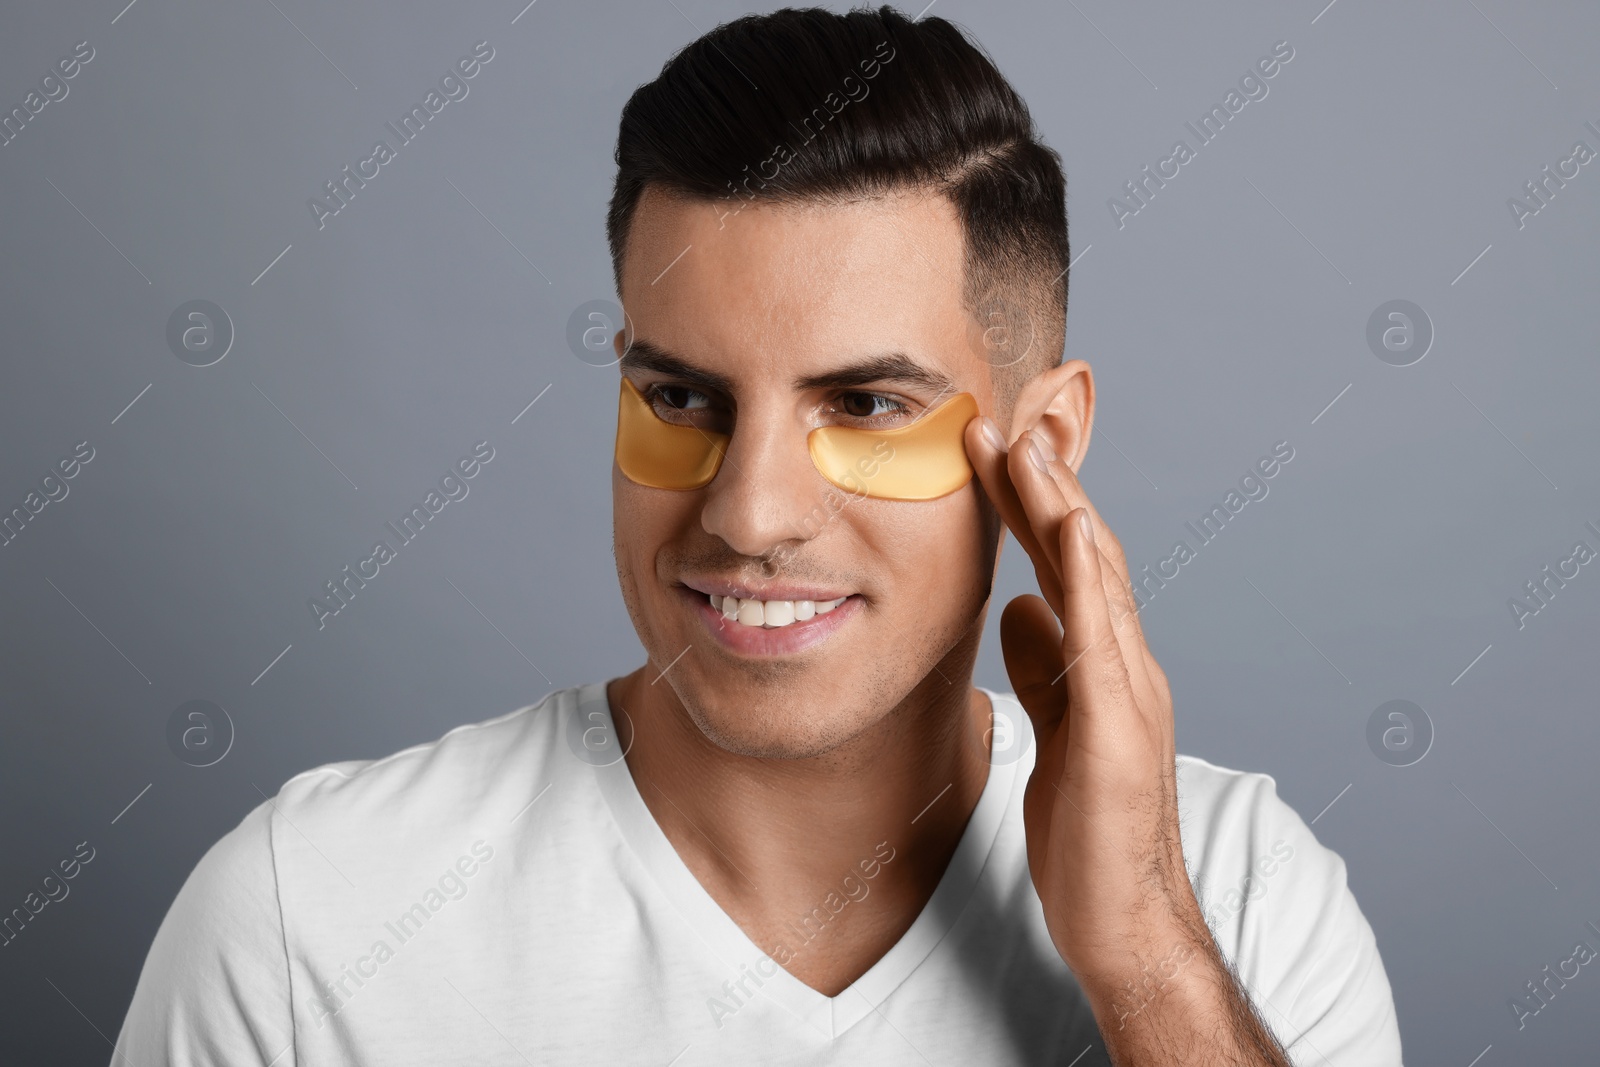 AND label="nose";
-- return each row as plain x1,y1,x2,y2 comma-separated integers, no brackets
698,404,834,560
